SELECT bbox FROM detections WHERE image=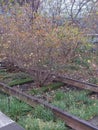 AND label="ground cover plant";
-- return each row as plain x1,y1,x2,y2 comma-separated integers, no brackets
0,1,98,88
0,1,98,129
31,82,64,95
0,92,70,130
0,85,98,129
0,68,98,128
0,69,33,87
1,1,98,88
30,86,98,121
52,90,98,120
0,68,98,123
